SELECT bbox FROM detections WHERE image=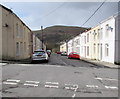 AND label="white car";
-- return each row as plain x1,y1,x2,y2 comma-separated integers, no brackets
32,50,49,62
61,51,67,56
